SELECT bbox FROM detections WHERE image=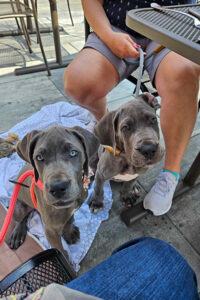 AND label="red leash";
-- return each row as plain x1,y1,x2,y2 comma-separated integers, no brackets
0,170,43,246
